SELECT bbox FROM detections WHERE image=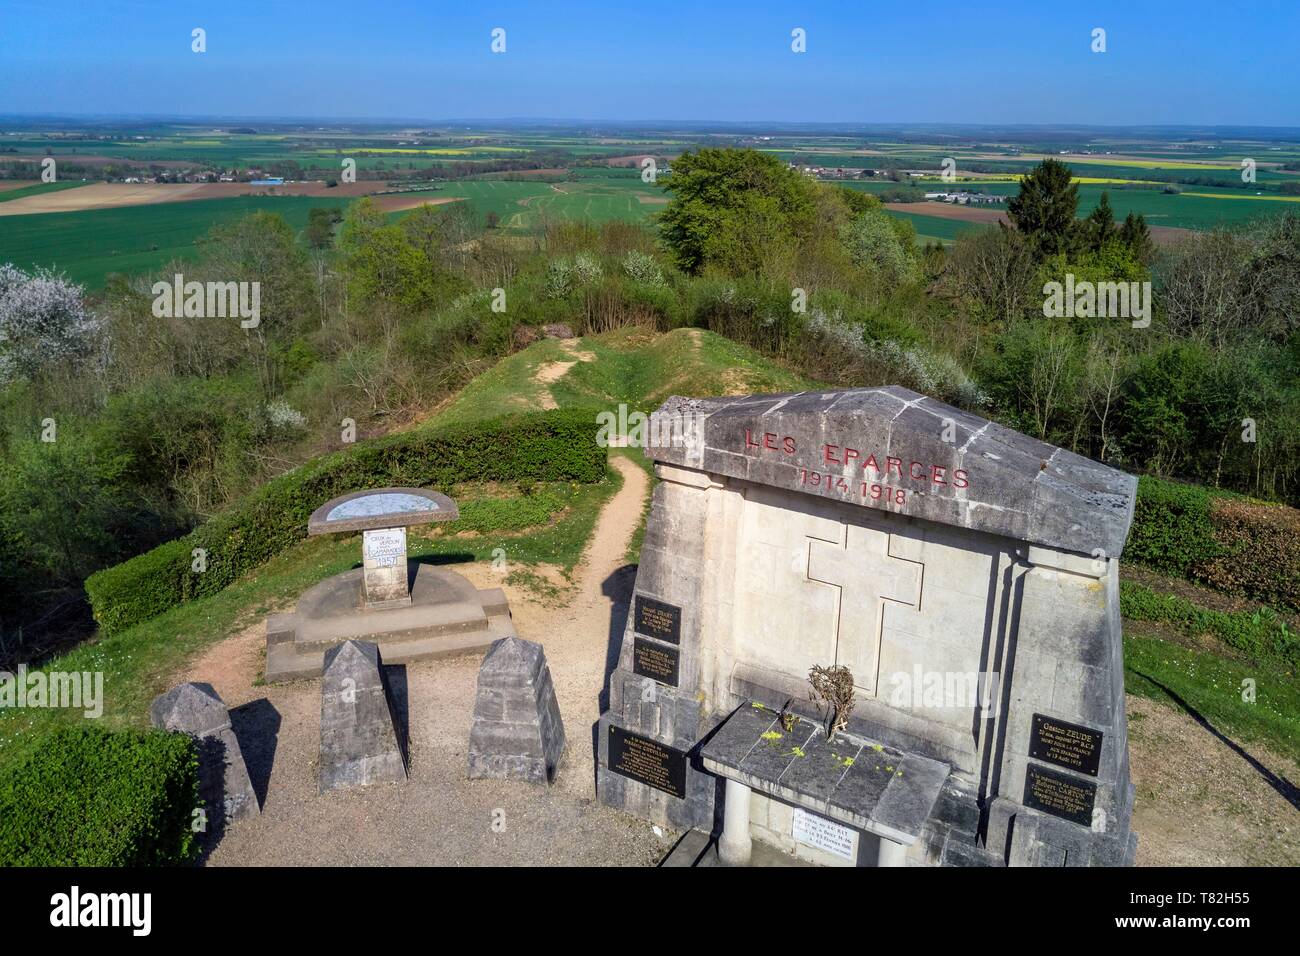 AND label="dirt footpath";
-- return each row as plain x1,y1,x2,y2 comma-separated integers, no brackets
1127,695,1299,866
189,455,671,866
